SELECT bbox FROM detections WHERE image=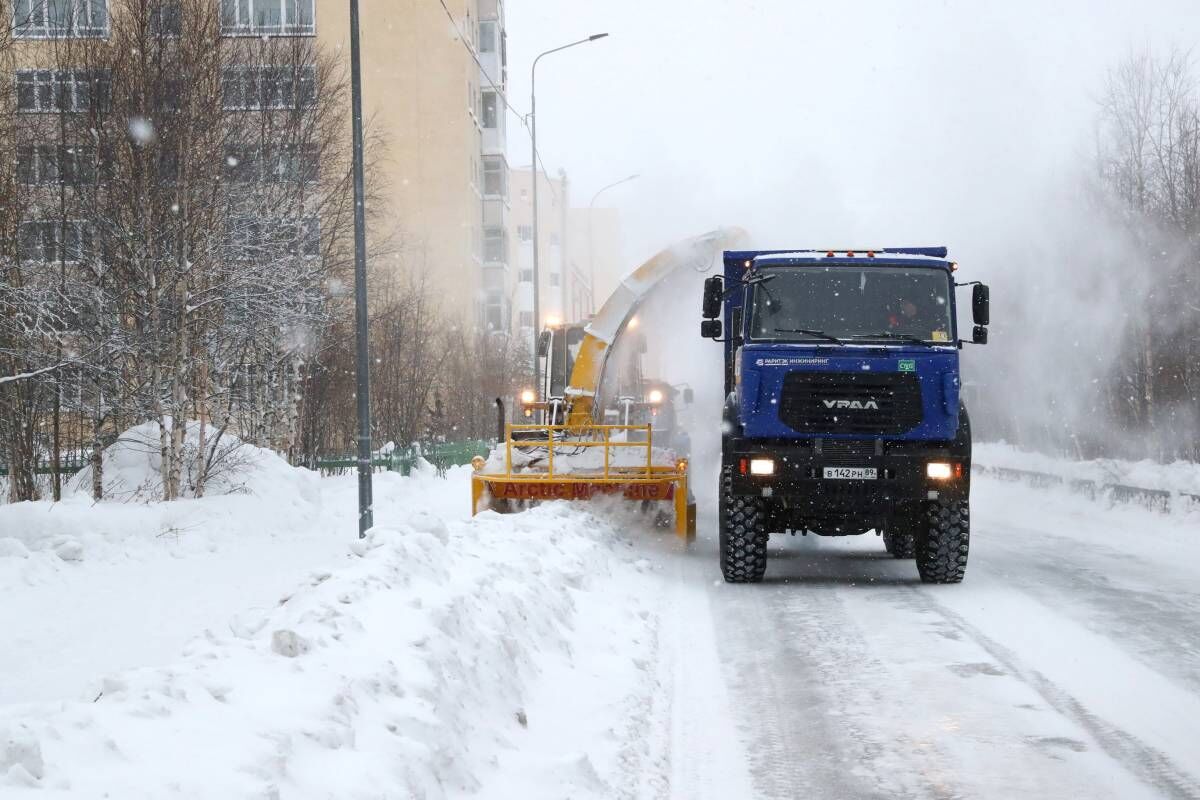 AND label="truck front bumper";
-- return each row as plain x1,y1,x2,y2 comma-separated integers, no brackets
727,438,969,519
